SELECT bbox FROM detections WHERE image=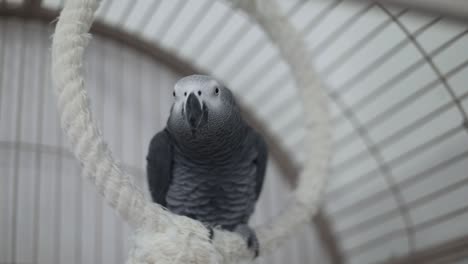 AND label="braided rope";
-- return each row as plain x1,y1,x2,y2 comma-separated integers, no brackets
51,0,331,263
237,0,331,253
